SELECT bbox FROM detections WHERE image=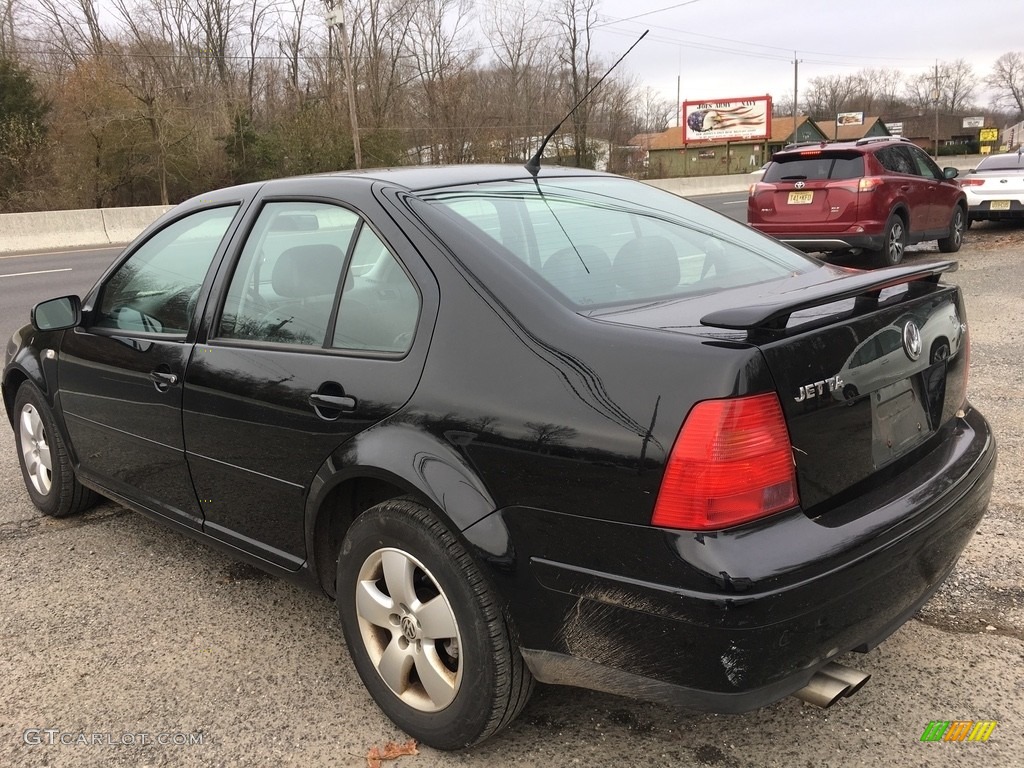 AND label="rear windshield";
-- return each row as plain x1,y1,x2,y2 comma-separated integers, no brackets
416,176,814,308
975,154,1024,172
764,153,864,182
